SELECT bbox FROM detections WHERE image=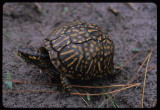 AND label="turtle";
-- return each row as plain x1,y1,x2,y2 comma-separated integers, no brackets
17,21,114,93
